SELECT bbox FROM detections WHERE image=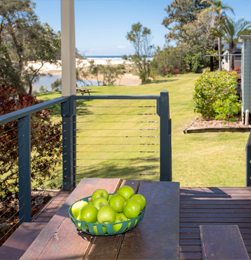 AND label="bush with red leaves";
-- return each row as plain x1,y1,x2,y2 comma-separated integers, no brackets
174,68,180,74
231,66,241,73
0,84,62,202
